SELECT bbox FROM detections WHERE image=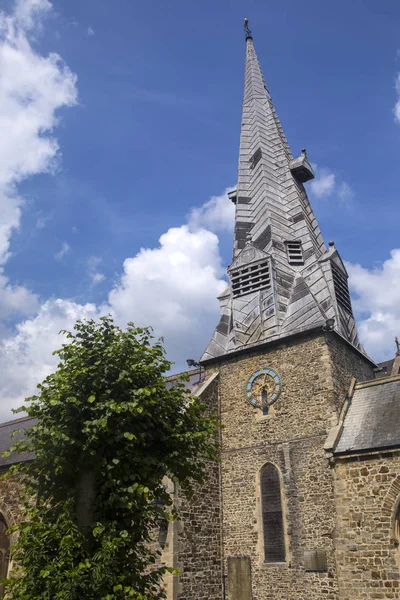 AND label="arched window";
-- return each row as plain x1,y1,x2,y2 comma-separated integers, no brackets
0,514,10,597
260,463,285,563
